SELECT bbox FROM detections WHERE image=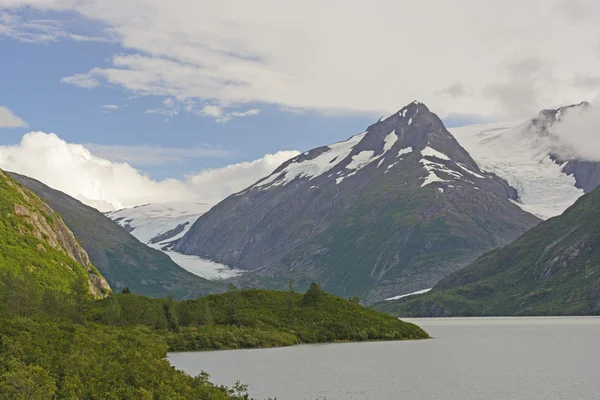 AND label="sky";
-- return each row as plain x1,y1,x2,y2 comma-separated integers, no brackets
1,0,600,211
